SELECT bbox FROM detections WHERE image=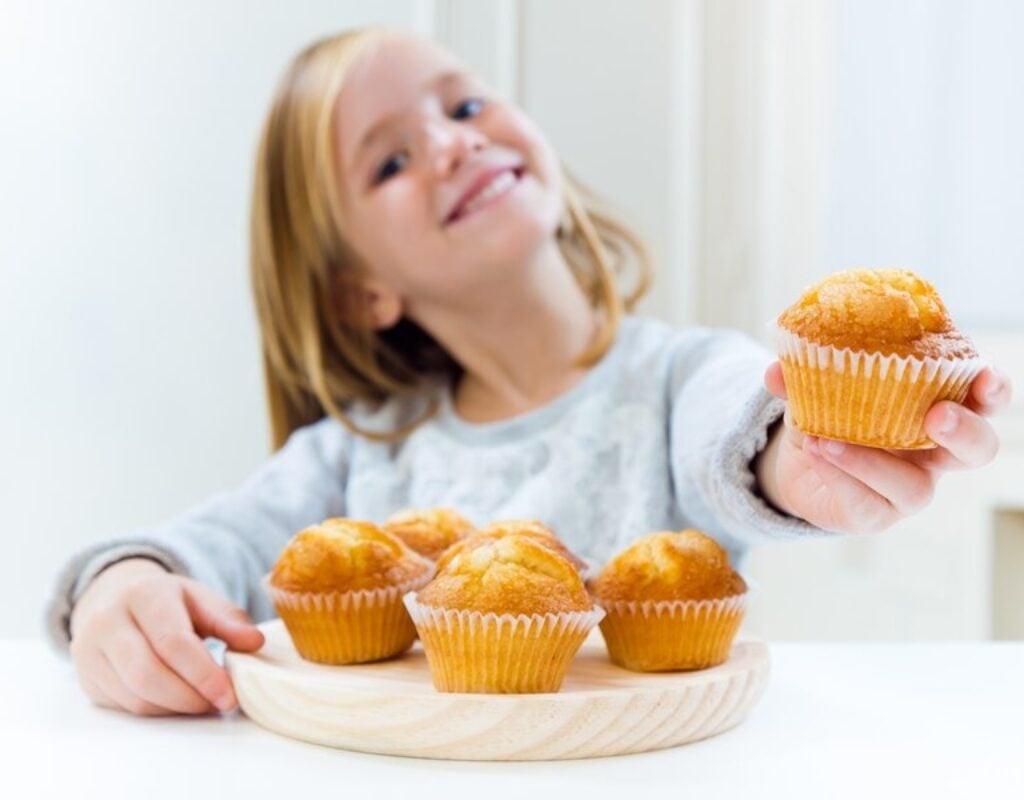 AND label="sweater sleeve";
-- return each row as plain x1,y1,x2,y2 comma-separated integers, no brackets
44,416,352,652
669,327,840,554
